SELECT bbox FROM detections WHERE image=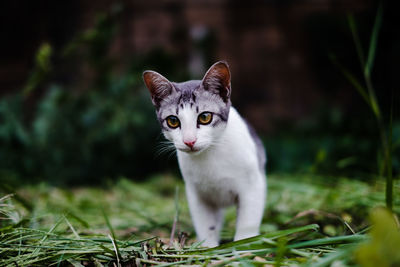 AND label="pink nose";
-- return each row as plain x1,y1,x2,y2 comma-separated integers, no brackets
184,140,196,149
